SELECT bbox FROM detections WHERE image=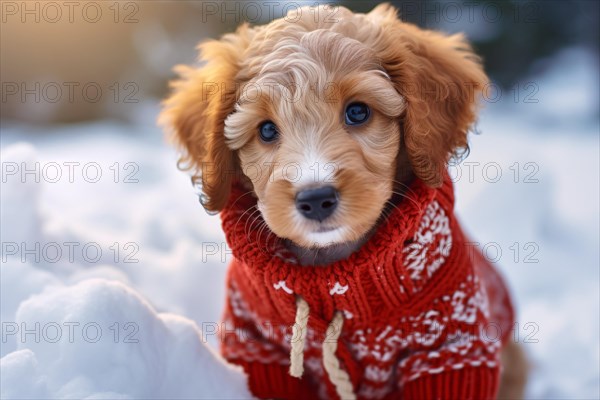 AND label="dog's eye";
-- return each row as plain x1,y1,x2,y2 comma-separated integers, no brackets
259,121,279,143
345,102,370,125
